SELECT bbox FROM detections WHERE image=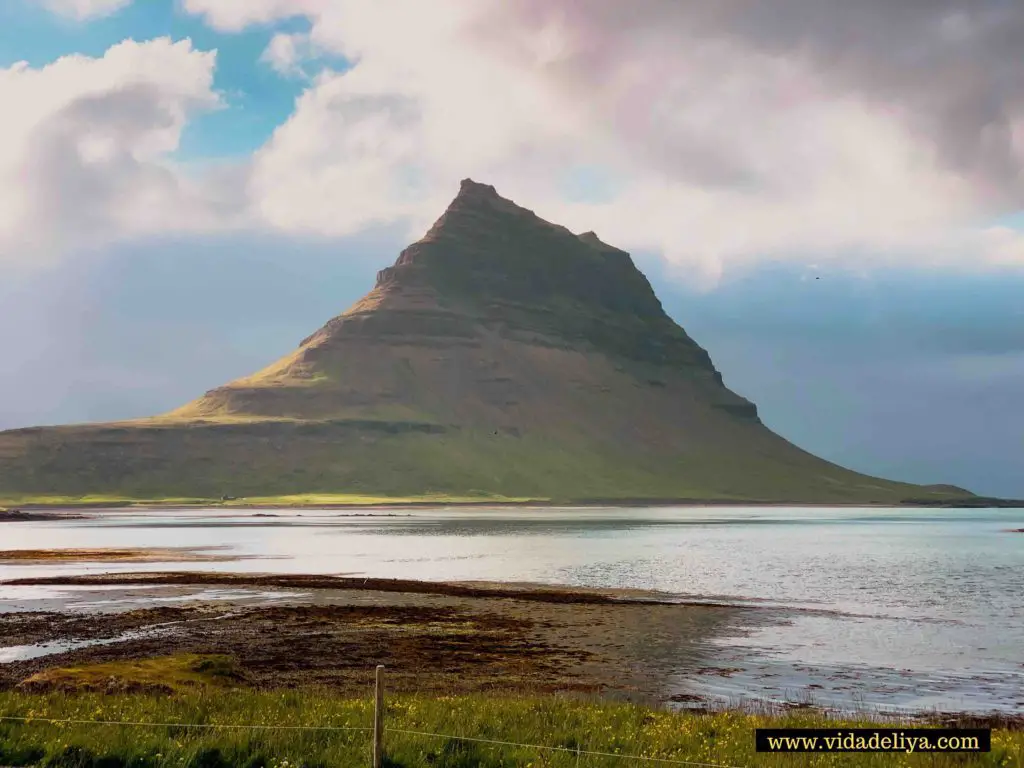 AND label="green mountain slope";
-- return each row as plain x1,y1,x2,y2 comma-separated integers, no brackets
0,180,972,506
